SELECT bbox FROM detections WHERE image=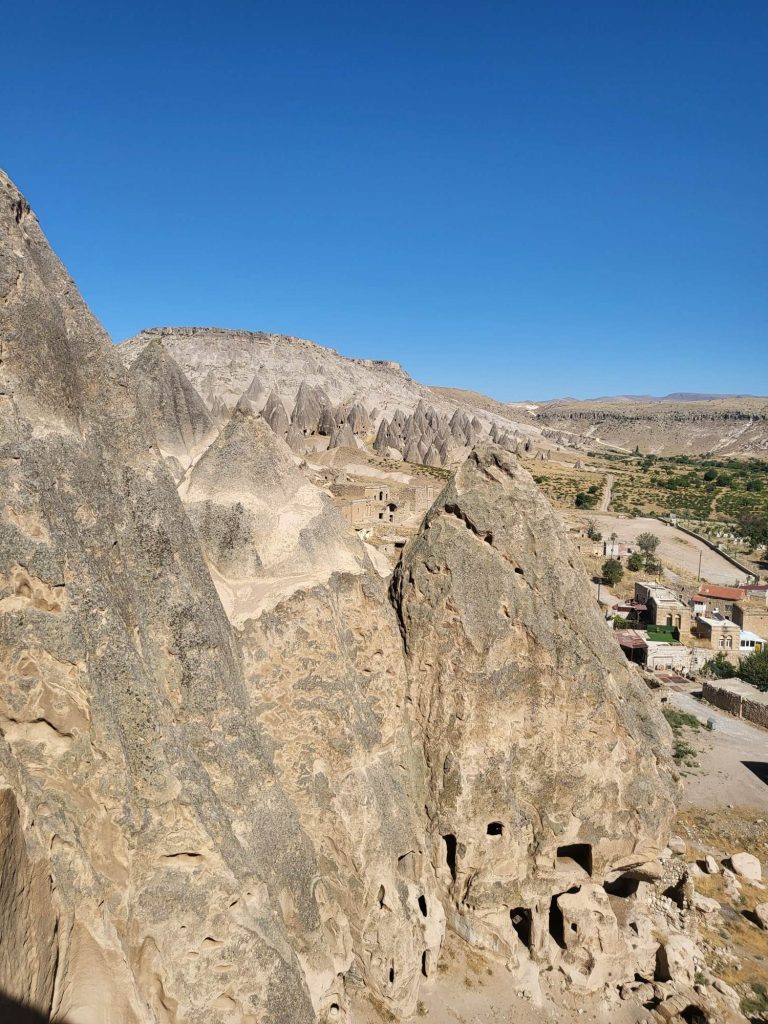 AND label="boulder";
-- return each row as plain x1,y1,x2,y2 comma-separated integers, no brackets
730,852,762,881
655,934,701,986
704,855,720,875
754,902,768,929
